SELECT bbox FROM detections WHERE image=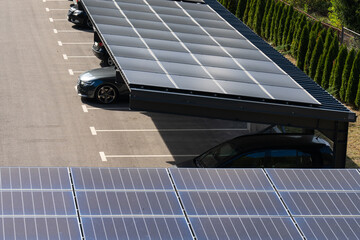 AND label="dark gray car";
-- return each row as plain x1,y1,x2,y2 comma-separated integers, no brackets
77,67,129,104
